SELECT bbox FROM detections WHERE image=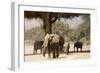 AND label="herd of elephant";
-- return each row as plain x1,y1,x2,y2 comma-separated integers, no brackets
33,34,83,58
